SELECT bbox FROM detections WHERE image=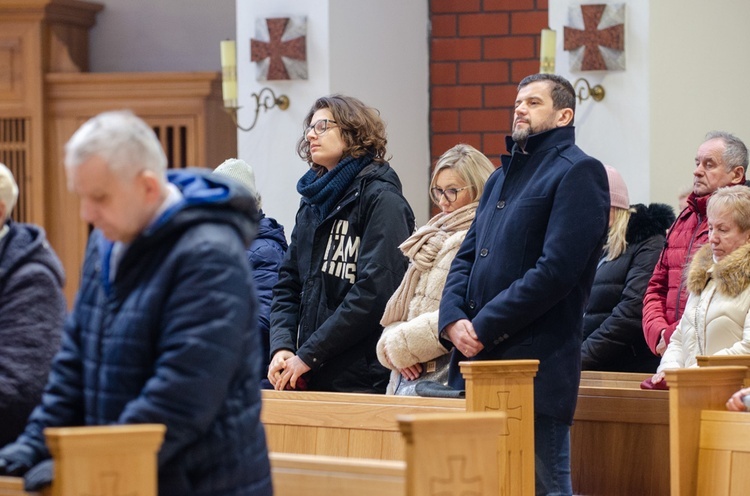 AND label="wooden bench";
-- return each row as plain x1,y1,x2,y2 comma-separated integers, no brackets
263,359,539,496
666,365,748,496
0,424,165,496
573,371,670,496
0,414,506,496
